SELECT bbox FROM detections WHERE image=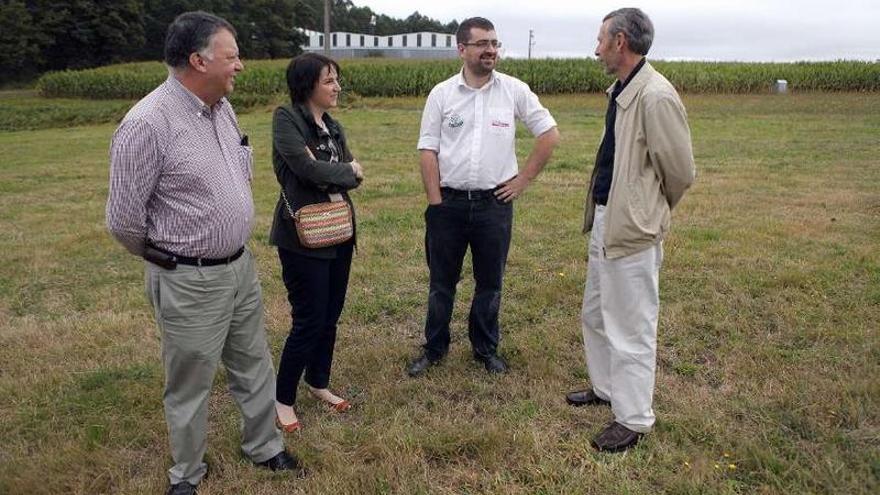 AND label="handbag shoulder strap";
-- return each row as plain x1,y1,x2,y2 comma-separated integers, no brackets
281,186,344,210
280,188,296,217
